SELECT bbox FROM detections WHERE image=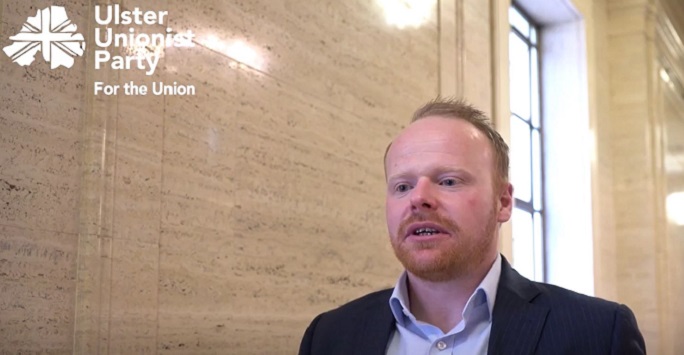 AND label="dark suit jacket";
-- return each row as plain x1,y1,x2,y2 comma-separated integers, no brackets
299,256,646,355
